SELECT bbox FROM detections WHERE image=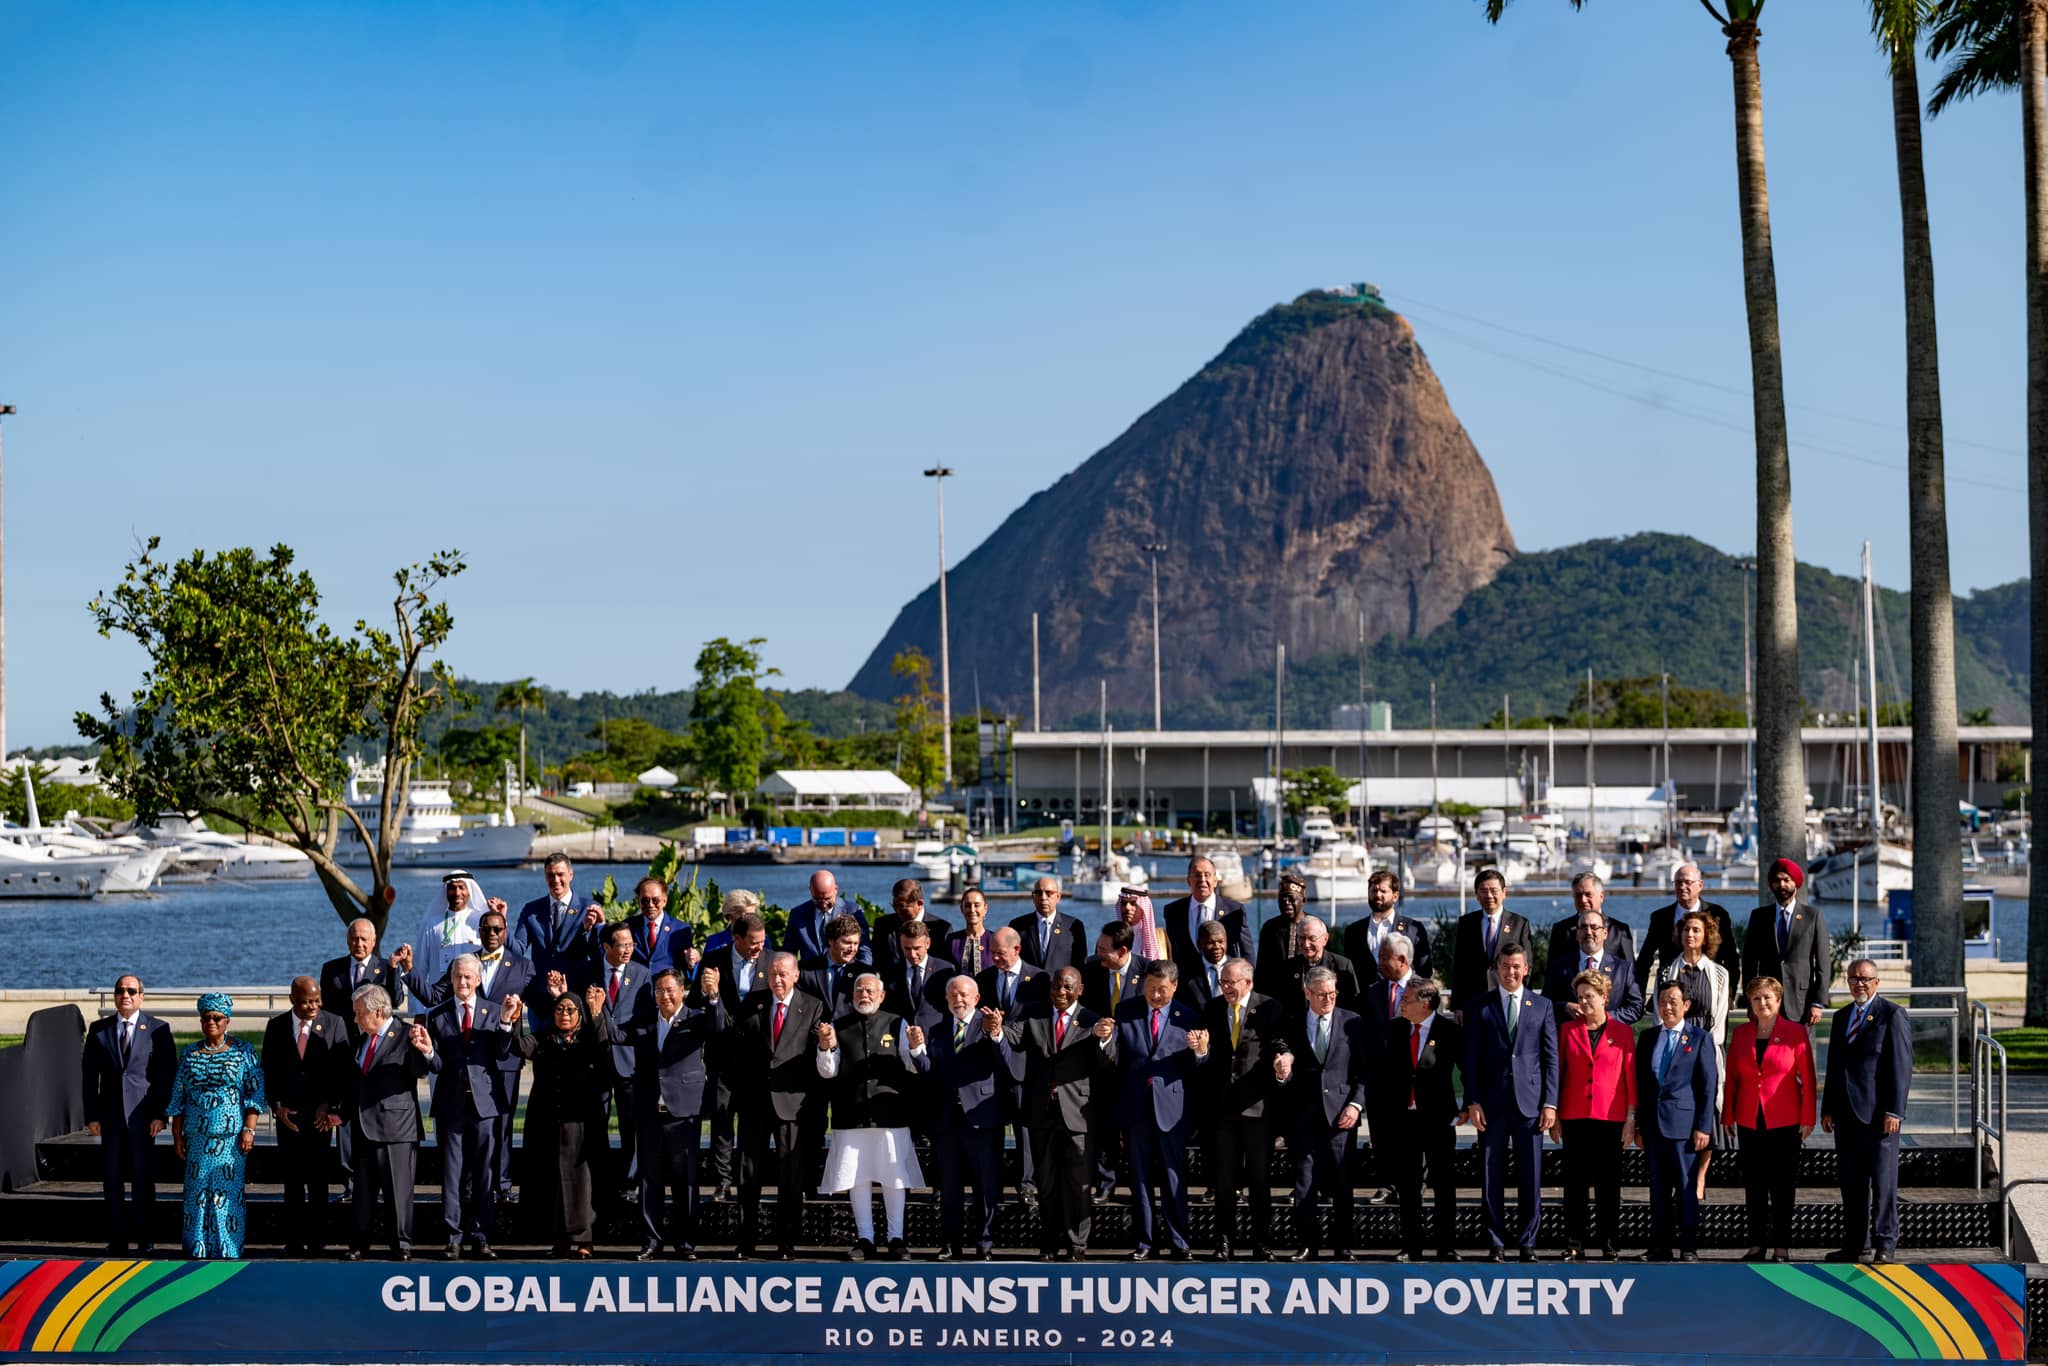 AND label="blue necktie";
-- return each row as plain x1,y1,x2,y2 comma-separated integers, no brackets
1659,1029,1681,1082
